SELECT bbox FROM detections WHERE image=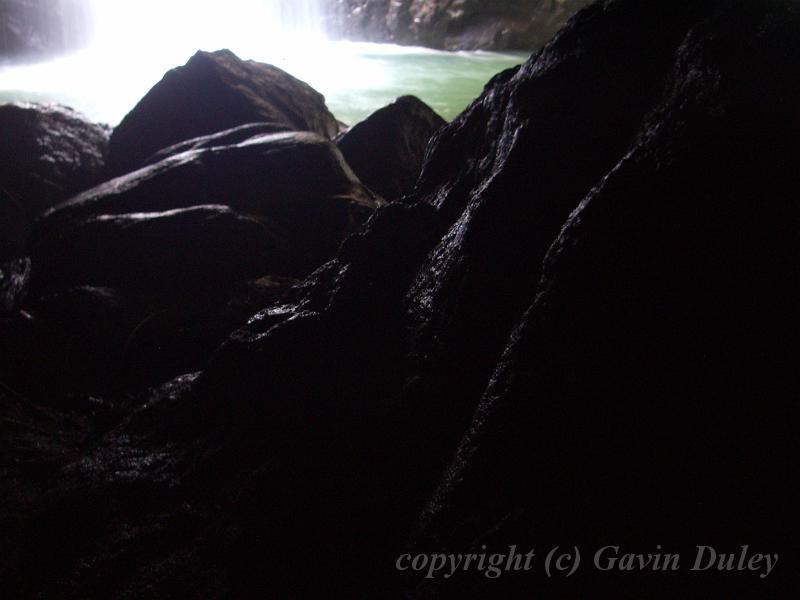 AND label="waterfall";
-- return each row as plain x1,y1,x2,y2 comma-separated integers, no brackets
1,0,94,59
1,0,327,62
87,0,327,59
273,0,325,36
